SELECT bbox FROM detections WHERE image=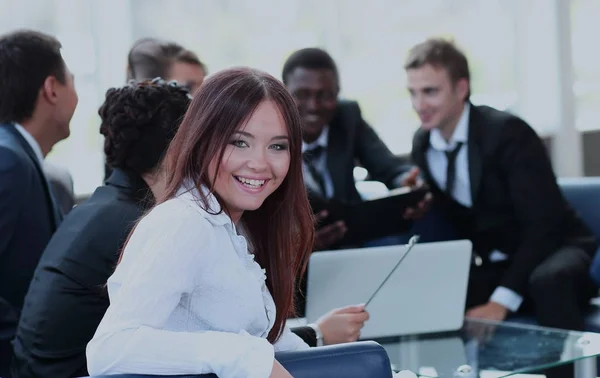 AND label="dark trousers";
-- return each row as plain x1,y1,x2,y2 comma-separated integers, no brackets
0,340,11,377
466,246,597,378
466,246,596,330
